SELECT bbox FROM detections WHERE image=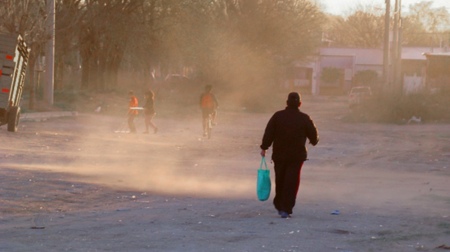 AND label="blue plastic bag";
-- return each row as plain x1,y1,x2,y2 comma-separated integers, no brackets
257,157,271,201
